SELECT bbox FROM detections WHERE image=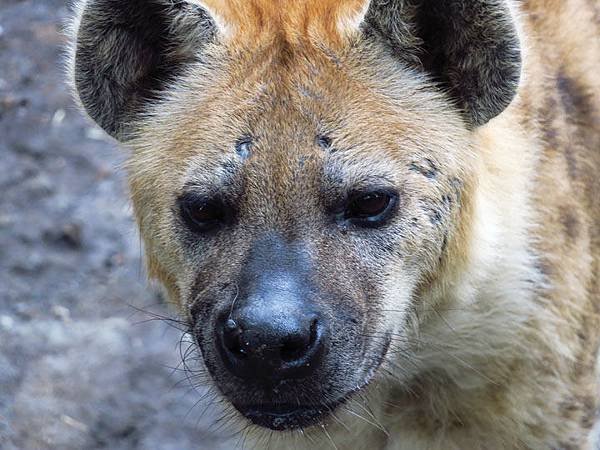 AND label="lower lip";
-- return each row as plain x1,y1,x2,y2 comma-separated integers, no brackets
240,404,334,430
